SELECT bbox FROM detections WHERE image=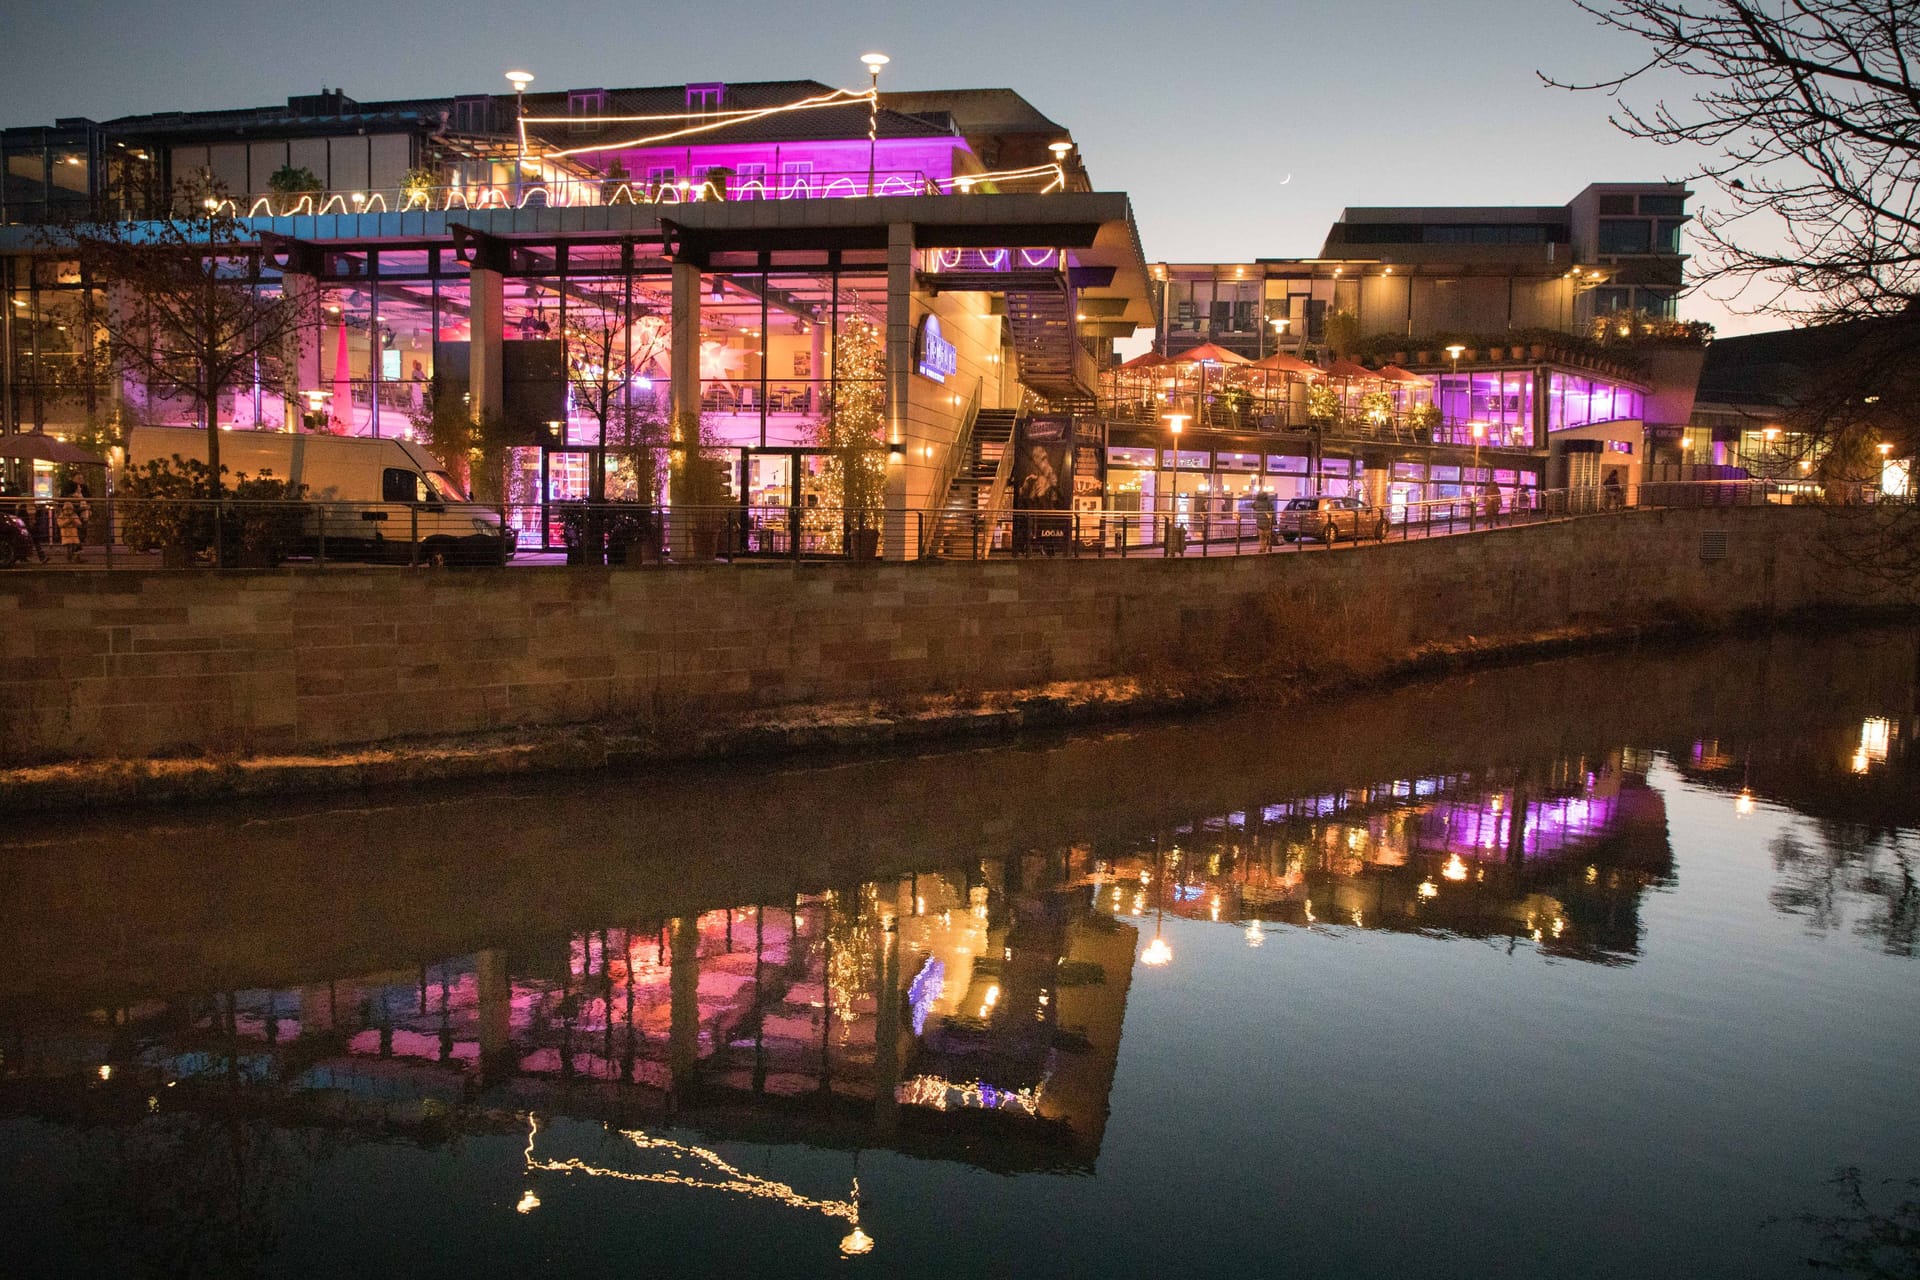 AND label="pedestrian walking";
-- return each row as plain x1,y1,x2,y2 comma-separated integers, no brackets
1253,490,1276,551
1482,483,1503,527
55,480,90,564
